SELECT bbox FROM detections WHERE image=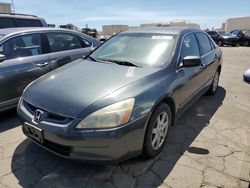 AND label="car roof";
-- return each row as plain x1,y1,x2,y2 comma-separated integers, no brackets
0,13,40,19
0,27,79,36
122,27,201,35
0,27,101,46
